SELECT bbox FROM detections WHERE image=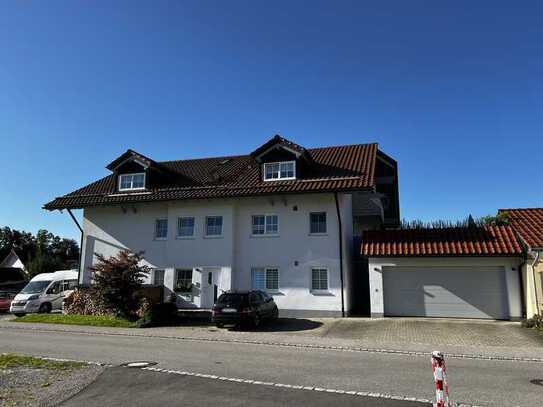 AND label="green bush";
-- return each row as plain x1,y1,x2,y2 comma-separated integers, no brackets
522,314,543,330
136,302,178,328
